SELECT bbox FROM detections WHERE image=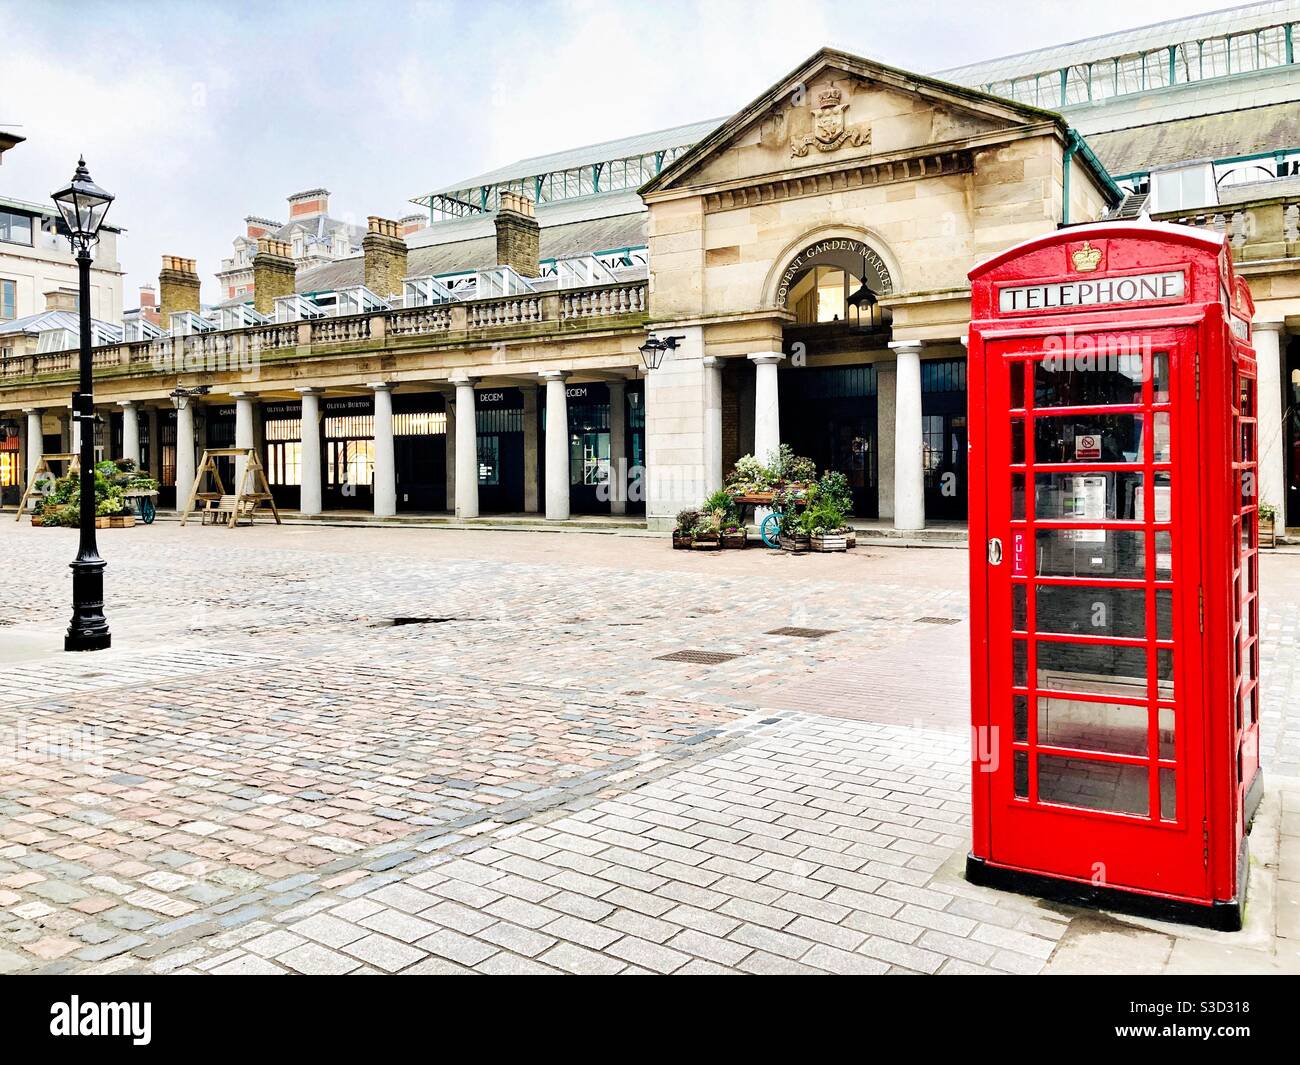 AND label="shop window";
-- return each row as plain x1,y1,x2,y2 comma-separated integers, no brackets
478,435,500,485
0,449,19,488
327,440,373,487
266,442,302,486
572,432,610,487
